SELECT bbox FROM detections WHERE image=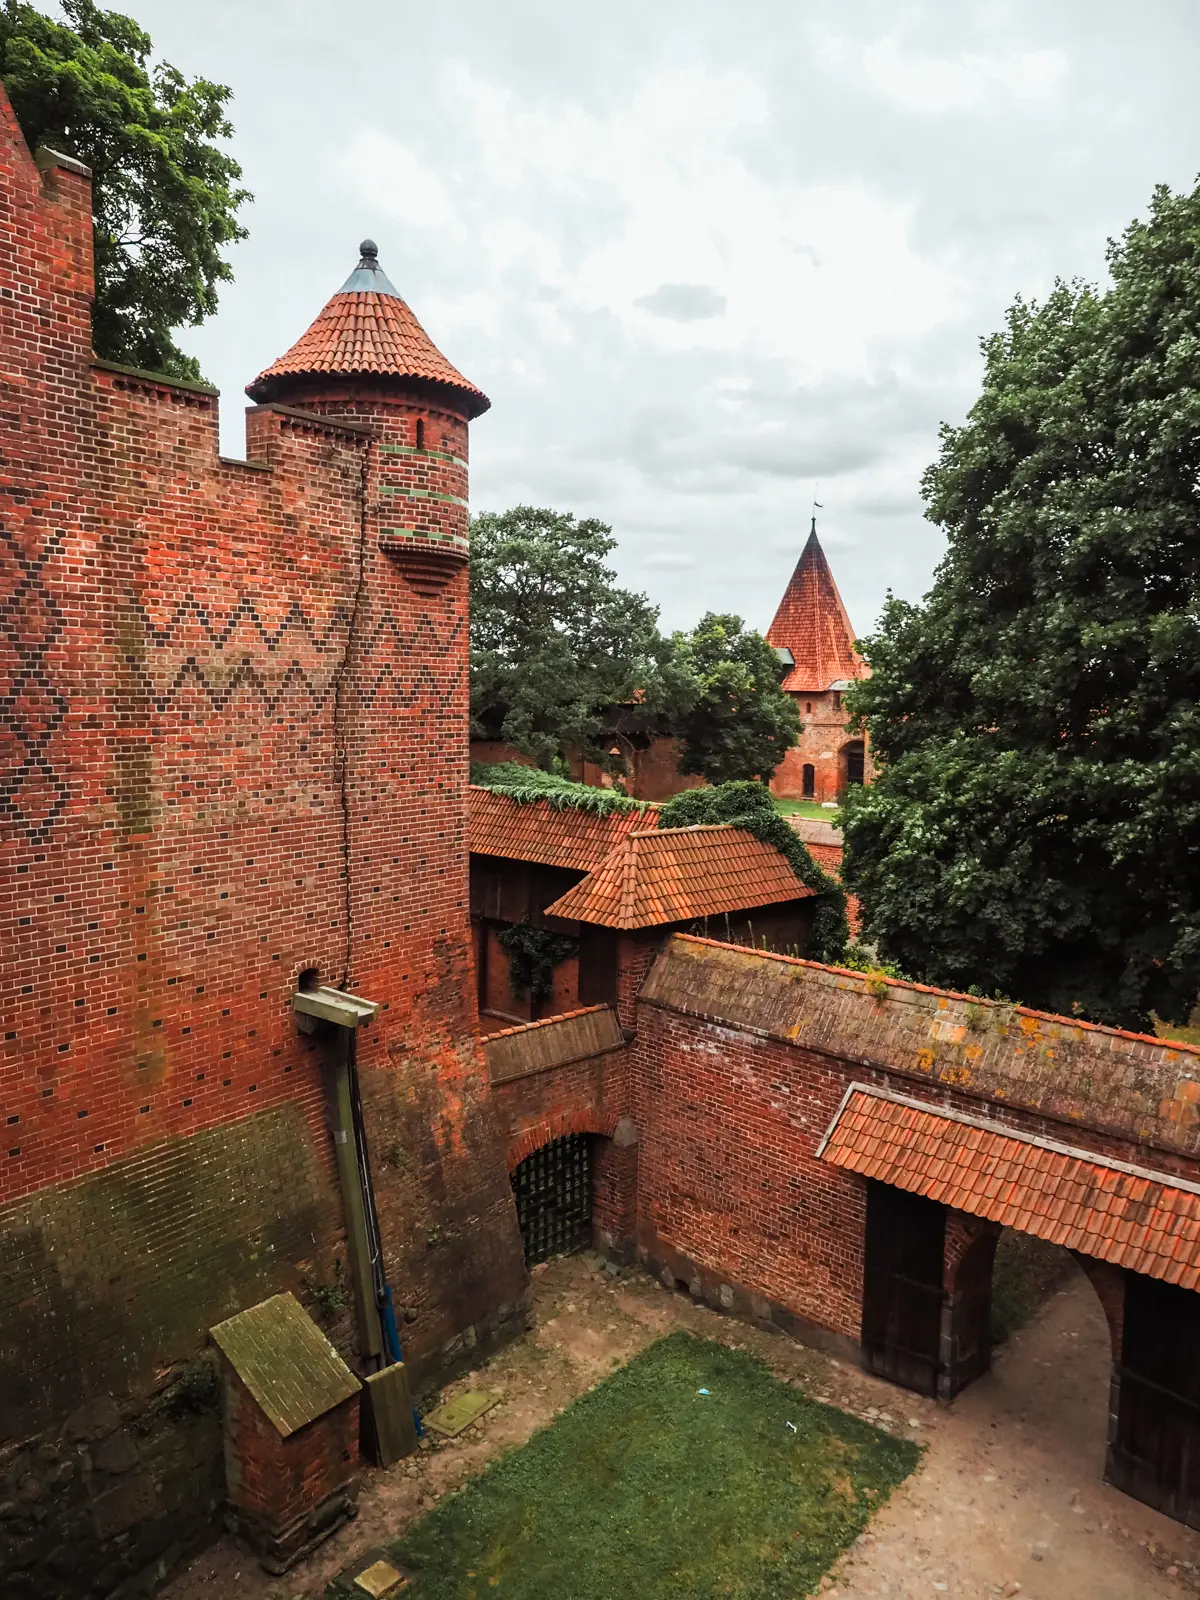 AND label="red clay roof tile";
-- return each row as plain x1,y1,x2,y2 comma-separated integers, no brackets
469,787,658,874
248,250,489,416
820,1085,1200,1292
766,523,868,694
542,823,814,930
